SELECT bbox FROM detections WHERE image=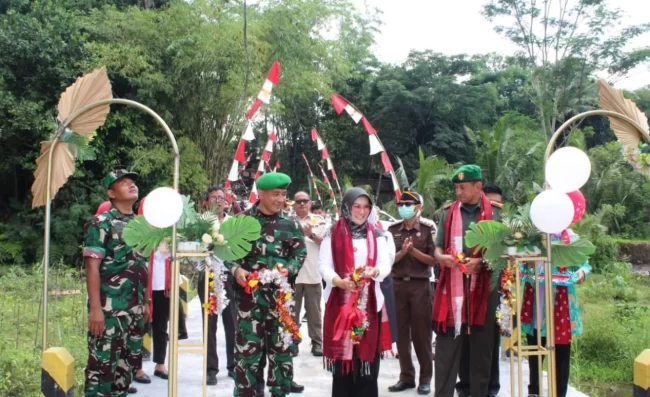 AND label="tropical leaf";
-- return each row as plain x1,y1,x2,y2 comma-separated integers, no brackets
394,156,410,189
61,129,97,161
597,79,648,147
551,239,596,267
213,215,262,261
31,140,76,208
57,67,112,135
464,220,512,263
176,195,199,229
122,215,172,257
